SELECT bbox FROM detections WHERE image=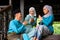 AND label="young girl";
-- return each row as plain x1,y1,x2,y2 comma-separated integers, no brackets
33,5,54,40
24,7,36,33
